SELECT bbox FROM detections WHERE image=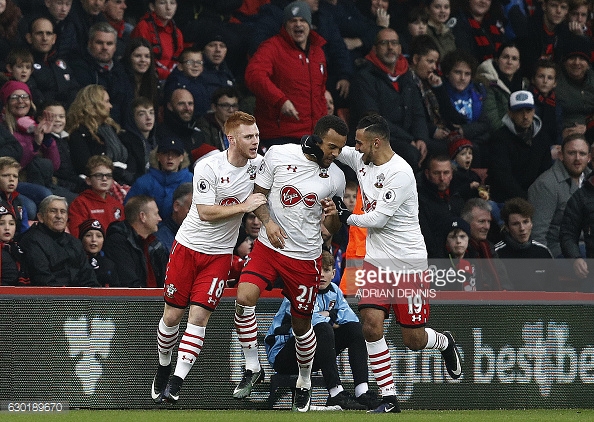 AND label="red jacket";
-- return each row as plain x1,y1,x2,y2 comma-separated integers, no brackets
245,27,327,140
68,189,125,238
131,12,183,80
